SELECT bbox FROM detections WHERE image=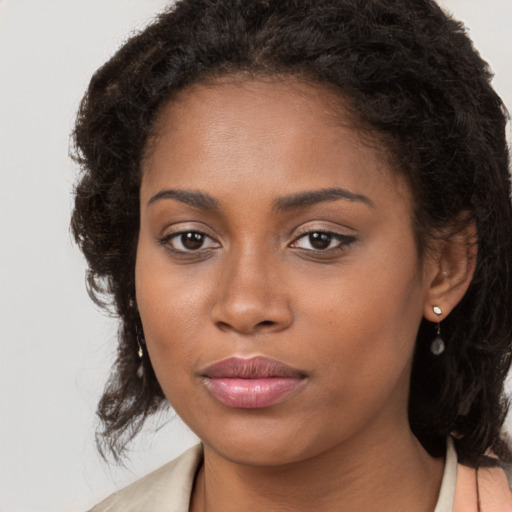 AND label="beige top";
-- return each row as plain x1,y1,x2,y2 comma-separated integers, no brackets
90,438,512,512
